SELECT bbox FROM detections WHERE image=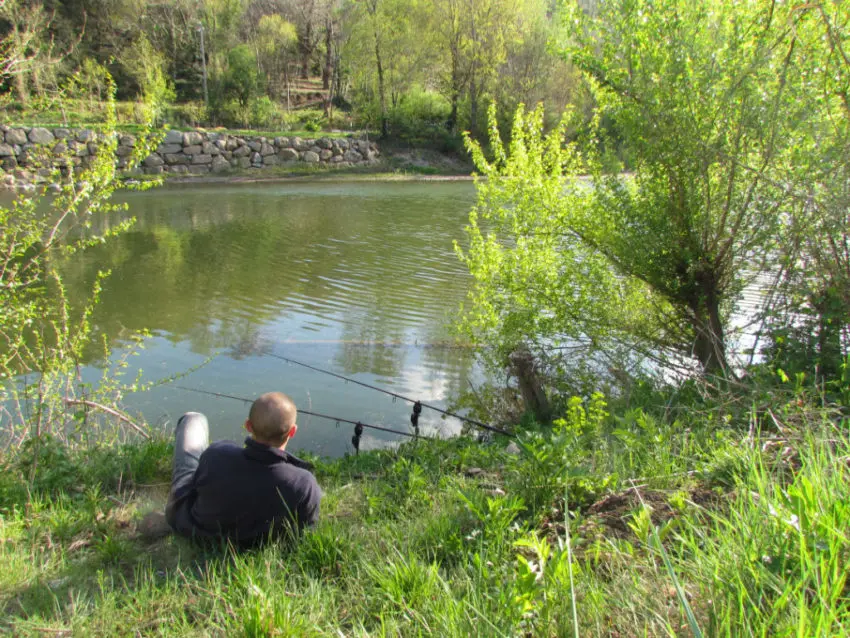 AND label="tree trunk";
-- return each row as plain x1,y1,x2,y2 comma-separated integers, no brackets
299,23,313,79
691,295,728,376
814,285,844,380
447,48,460,132
31,65,43,100
284,62,291,111
332,51,342,100
468,4,478,138
169,11,178,83
374,29,388,138
322,18,333,91
469,76,478,138
448,98,458,132
509,346,551,424
14,71,29,105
